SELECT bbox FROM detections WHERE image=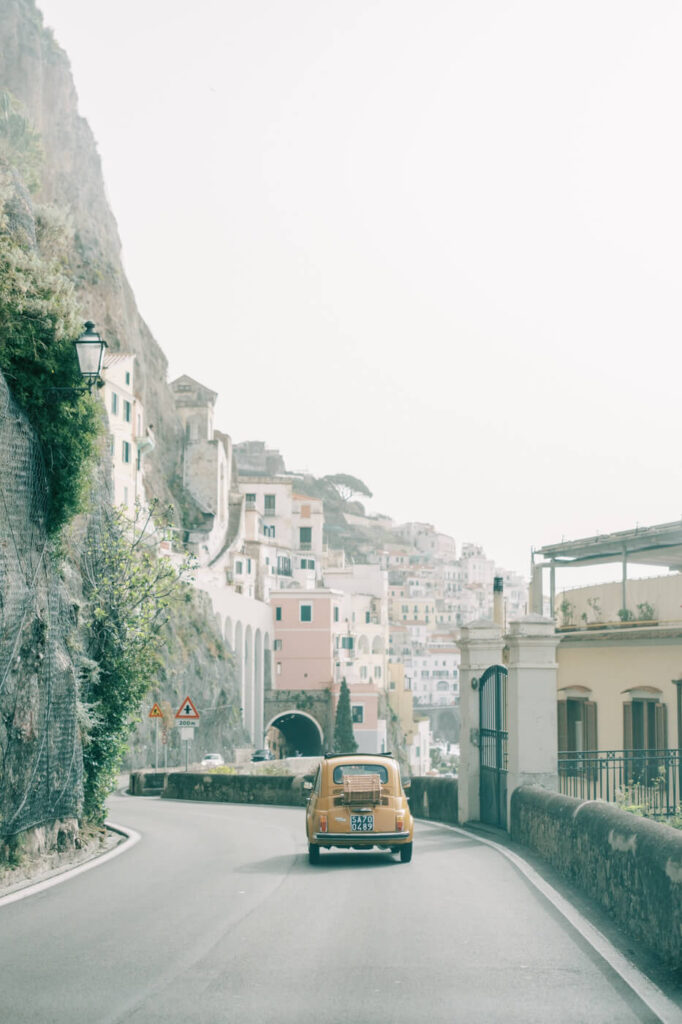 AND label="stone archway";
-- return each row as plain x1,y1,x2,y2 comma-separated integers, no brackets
234,621,244,718
265,710,324,757
224,616,234,651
